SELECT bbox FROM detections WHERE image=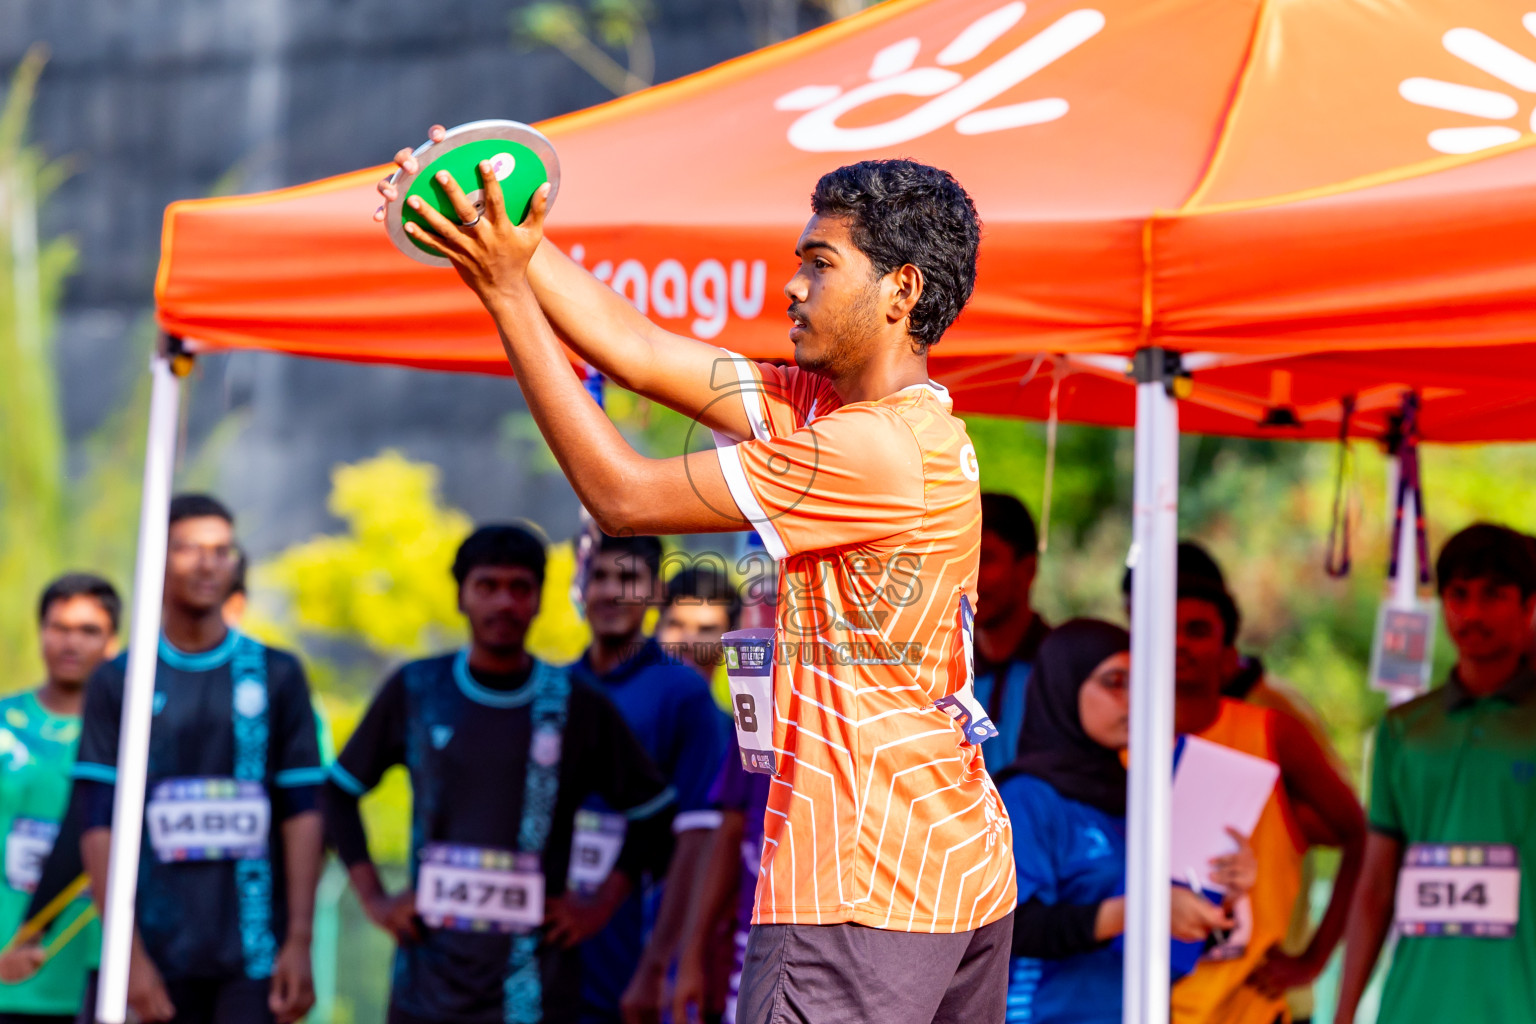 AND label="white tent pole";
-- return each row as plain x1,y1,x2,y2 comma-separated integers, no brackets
96,347,184,1024
1124,348,1180,1024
